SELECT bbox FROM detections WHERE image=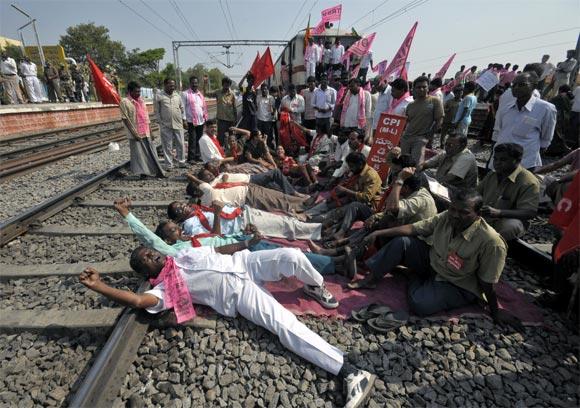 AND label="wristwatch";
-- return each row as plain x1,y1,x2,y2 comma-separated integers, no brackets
395,179,404,186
